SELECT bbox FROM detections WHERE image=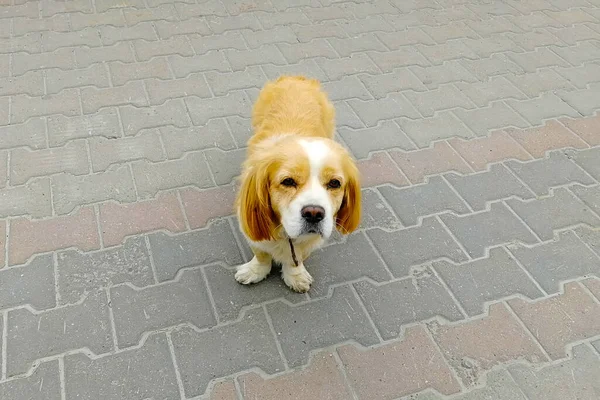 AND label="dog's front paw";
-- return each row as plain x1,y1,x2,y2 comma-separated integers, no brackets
235,257,271,285
282,264,313,293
